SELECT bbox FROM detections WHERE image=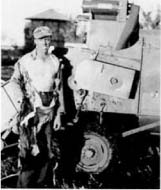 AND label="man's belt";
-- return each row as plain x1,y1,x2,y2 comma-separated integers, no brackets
39,91,57,107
